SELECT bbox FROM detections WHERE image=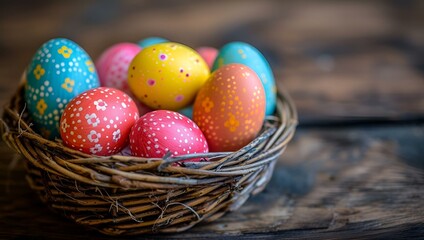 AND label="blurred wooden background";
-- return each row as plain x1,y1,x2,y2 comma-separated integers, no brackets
0,0,423,239
1,0,423,123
